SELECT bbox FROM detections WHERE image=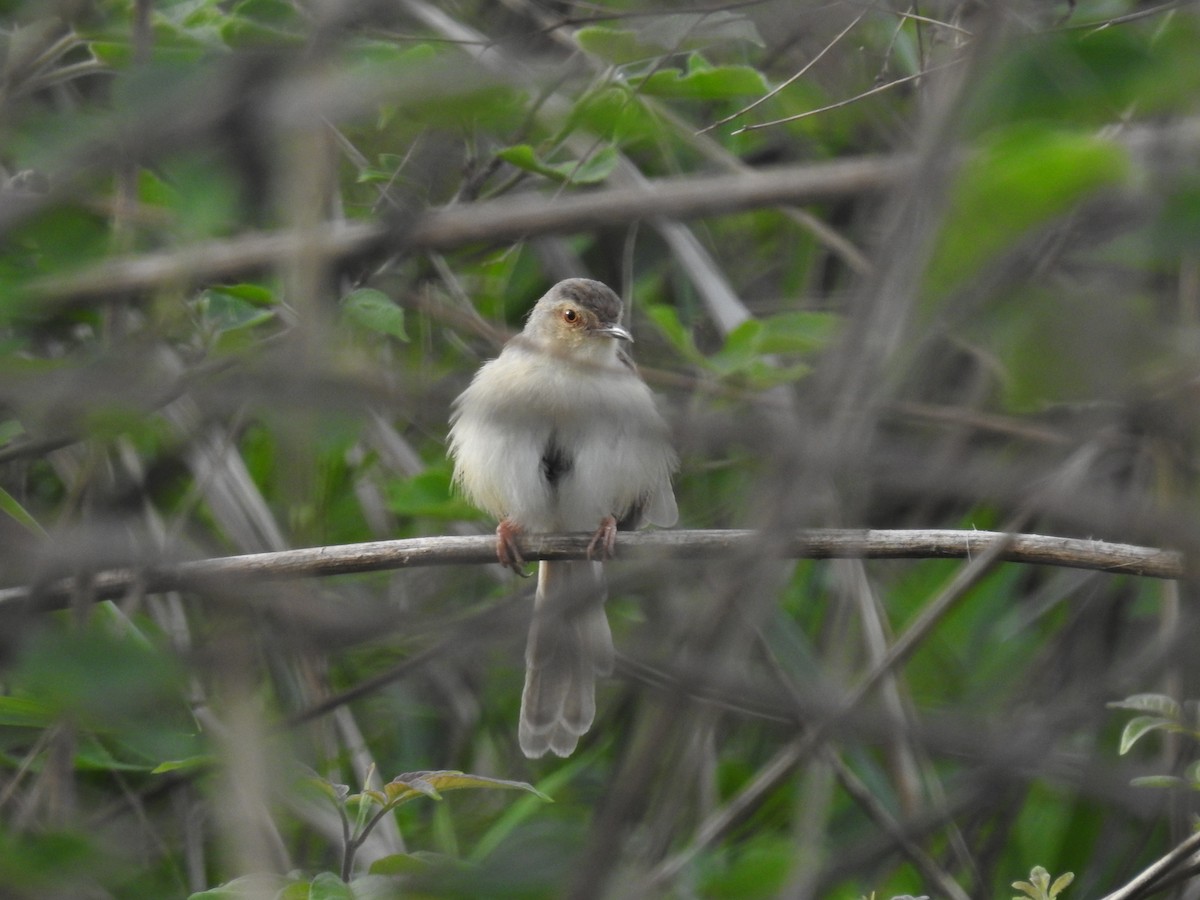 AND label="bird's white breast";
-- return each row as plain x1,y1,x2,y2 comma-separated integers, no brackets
448,340,676,533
